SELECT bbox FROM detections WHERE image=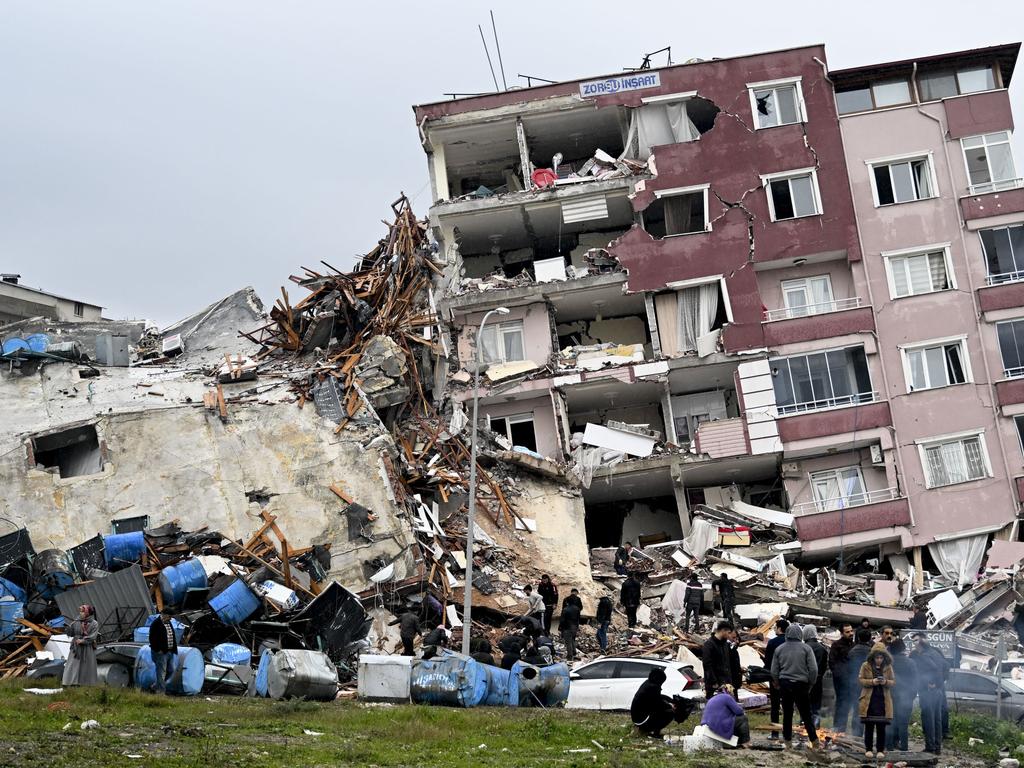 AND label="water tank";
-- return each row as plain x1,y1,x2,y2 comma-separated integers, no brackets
134,646,205,695
208,579,261,625
158,559,208,606
410,652,487,708
32,549,75,599
512,661,570,707
1,338,29,356
0,601,24,642
0,576,27,603
24,334,49,353
478,661,519,707
210,643,251,666
251,648,273,697
102,532,146,570
357,654,412,702
97,662,131,688
266,650,338,701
